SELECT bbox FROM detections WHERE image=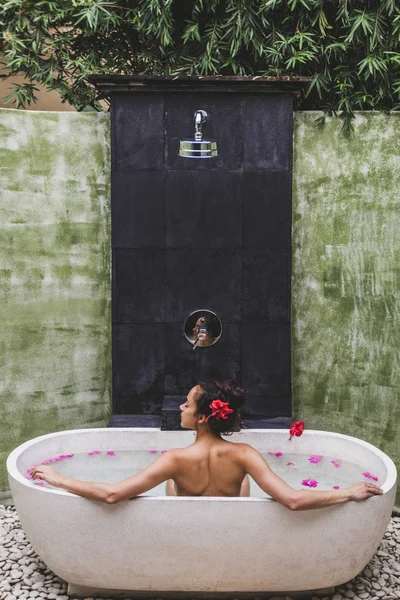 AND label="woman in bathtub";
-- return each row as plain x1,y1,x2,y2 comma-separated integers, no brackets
31,380,382,509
